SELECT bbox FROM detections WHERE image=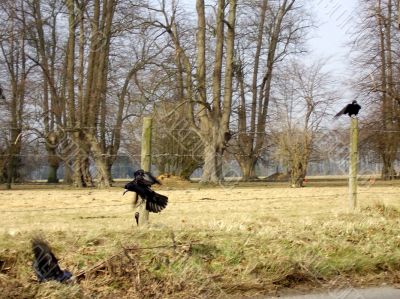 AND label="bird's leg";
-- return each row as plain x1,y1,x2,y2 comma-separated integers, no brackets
134,212,140,226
